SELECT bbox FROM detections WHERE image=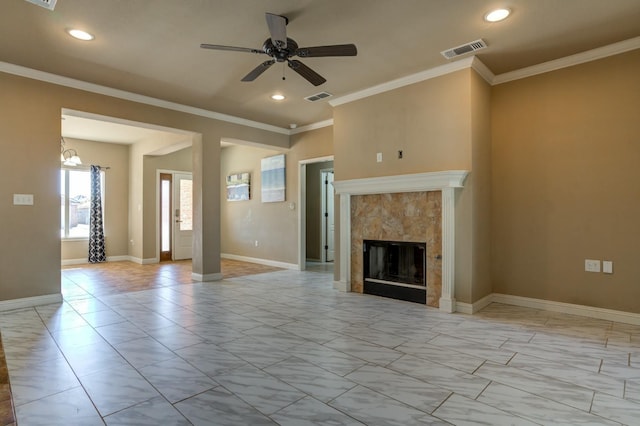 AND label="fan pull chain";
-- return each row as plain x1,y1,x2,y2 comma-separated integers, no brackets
282,63,286,80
